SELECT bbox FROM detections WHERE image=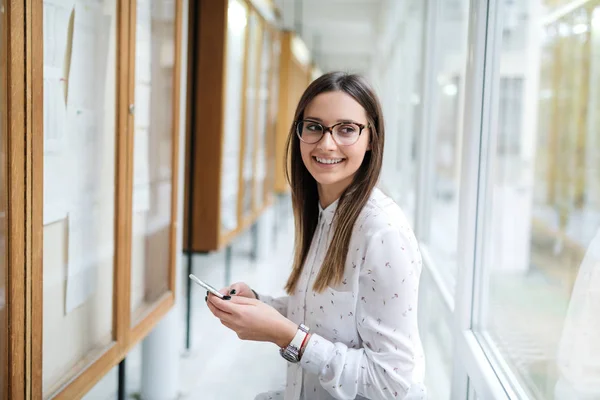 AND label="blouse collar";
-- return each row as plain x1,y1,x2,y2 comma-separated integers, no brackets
318,197,339,225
